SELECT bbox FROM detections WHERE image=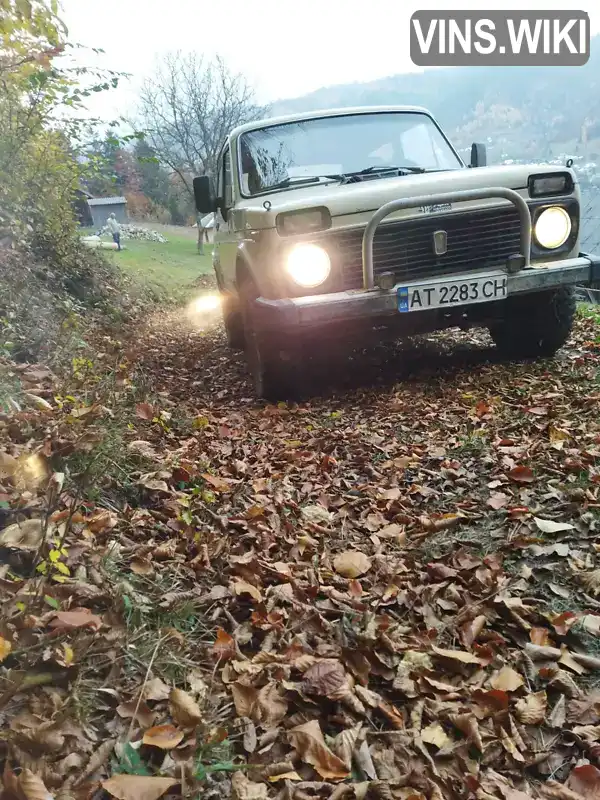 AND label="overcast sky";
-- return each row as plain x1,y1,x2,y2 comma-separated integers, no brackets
59,0,600,122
